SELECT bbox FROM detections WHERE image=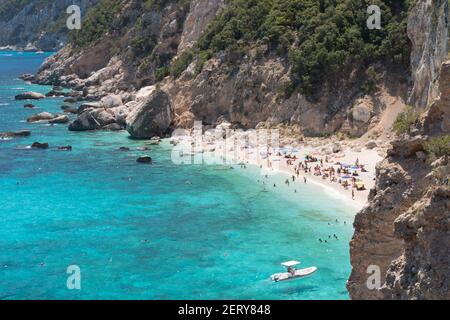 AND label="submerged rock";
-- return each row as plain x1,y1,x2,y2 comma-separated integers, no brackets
126,90,172,139
49,115,69,124
136,156,153,164
24,103,36,109
61,105,78,114
57,146,72,151
31,142,49,149
15,91,45,100
27,112,55,123
0,130,31,138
